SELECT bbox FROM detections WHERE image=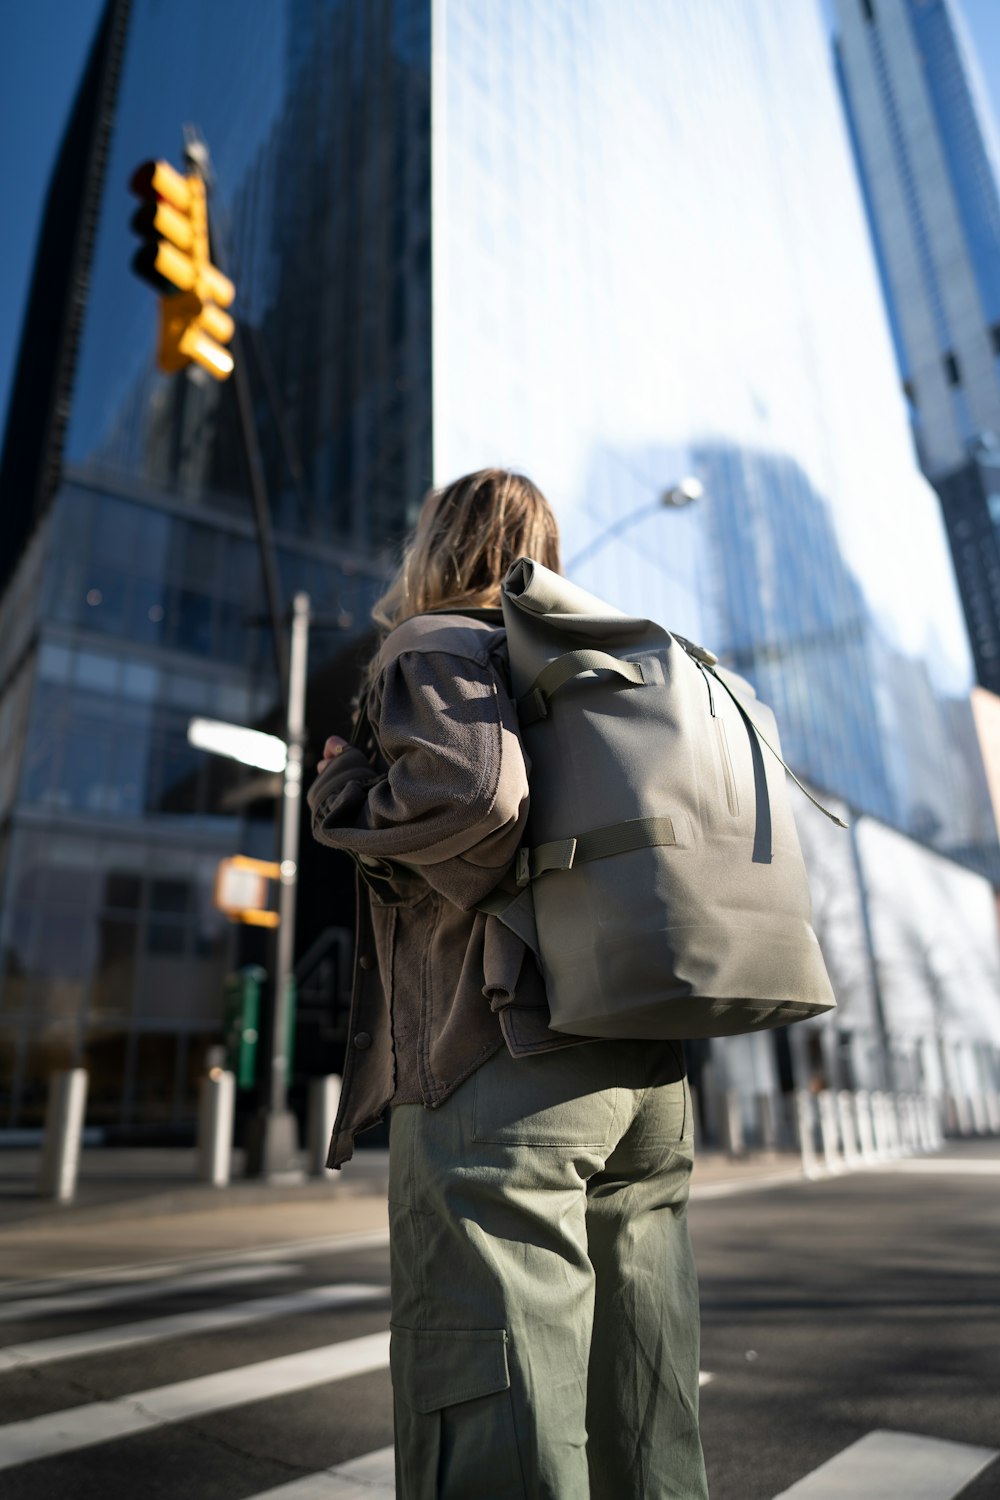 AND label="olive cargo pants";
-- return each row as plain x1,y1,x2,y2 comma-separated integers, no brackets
388,1040,709,1499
